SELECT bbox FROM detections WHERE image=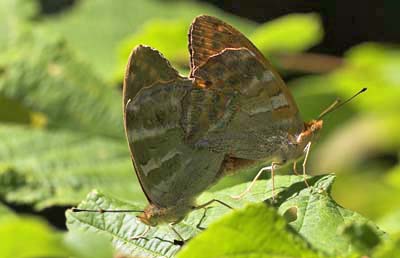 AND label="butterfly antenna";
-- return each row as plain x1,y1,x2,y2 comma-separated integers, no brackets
72,208,144,213
317,88,367,120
